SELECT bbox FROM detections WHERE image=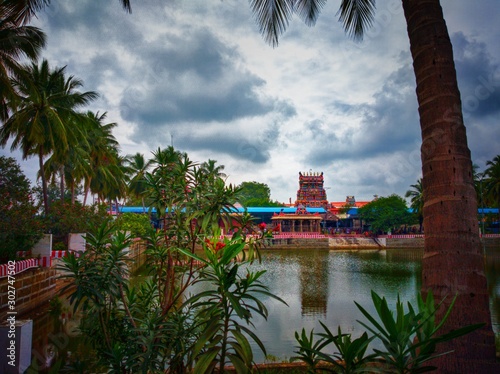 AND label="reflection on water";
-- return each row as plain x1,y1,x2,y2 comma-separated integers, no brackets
485,244,500,332
23,245,500,367
25,297,82,372
246,248,423,361
298,249,329,317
